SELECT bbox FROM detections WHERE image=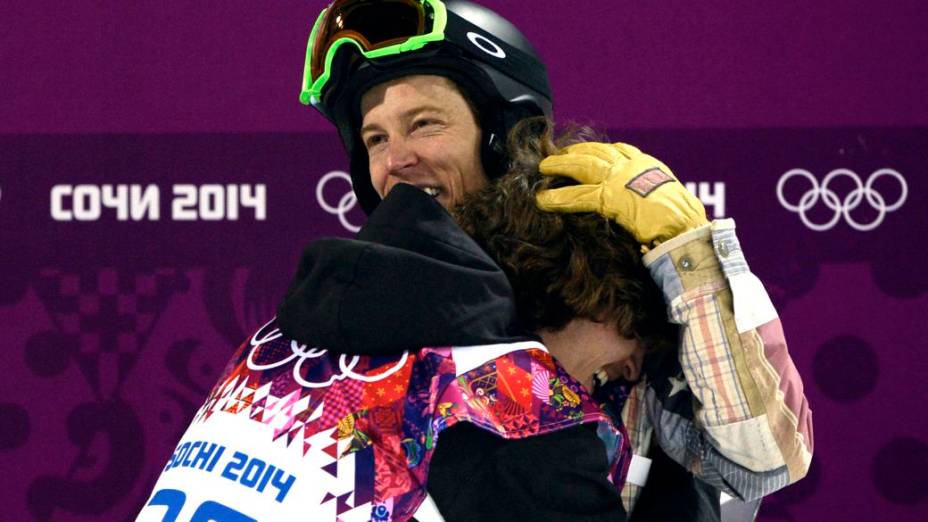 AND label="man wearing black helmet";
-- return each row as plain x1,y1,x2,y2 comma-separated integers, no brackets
299,0,553,214
139,2,635,516
139,1,812,521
